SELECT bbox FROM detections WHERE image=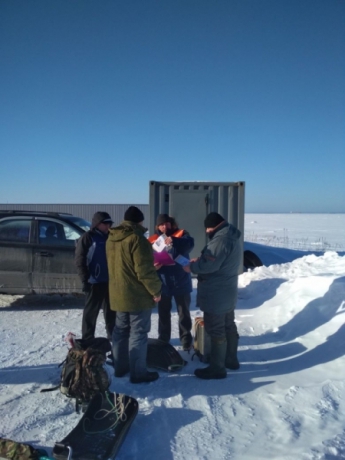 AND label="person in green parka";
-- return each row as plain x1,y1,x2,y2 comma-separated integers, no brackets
106,206,162,384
